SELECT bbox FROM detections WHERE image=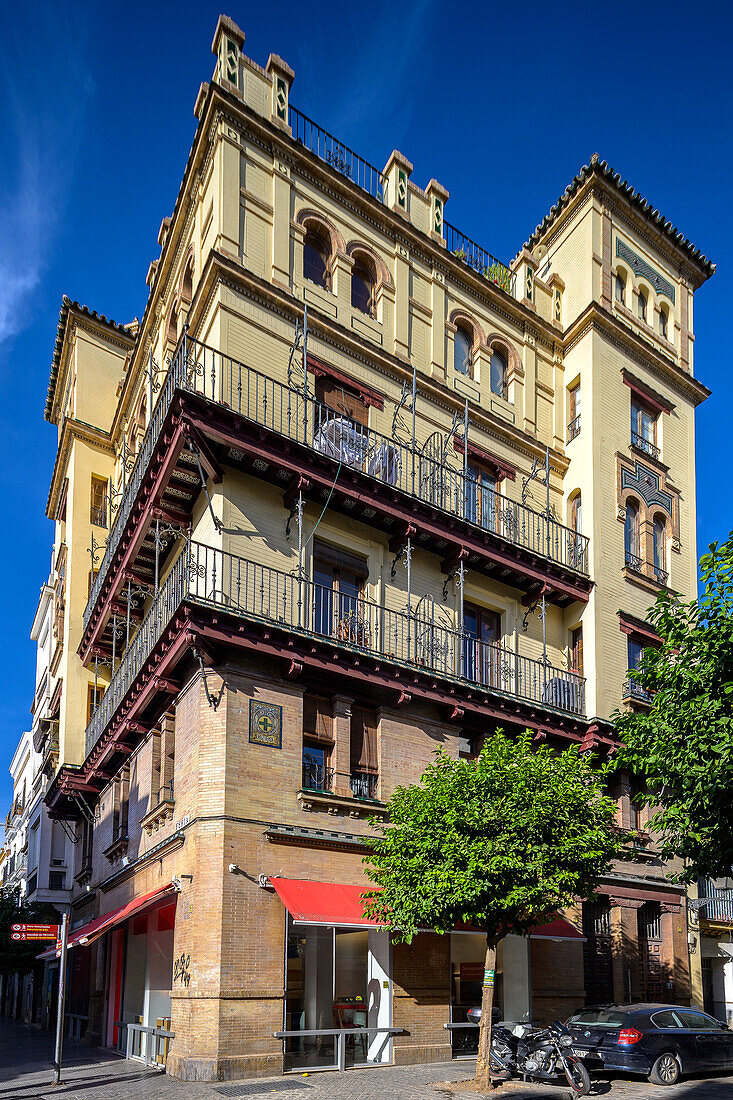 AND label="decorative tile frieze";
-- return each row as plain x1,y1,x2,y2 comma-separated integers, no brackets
617,238,675,303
